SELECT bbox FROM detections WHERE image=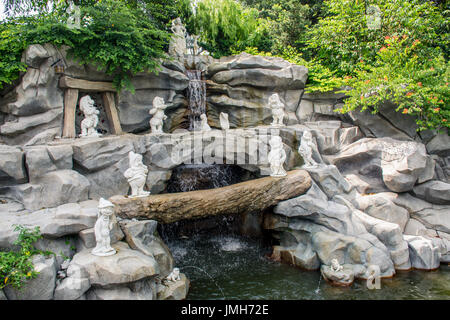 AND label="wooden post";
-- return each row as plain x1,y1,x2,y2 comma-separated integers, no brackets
62,88,79,138
102,92,123,135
